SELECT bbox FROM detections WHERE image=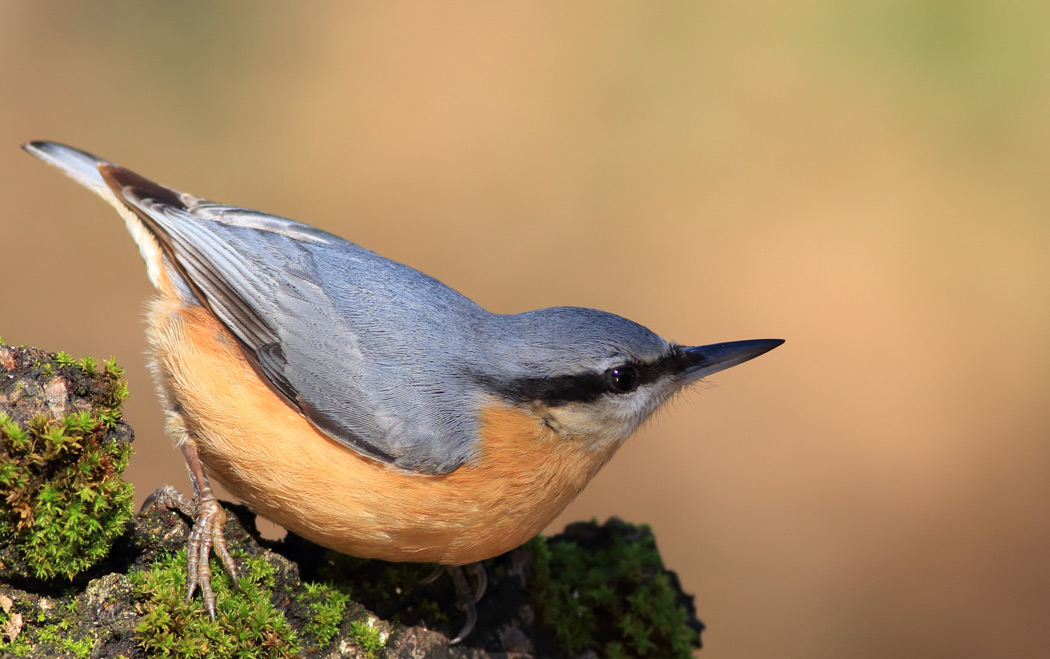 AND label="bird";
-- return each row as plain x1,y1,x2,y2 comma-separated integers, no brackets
24,140,782,643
